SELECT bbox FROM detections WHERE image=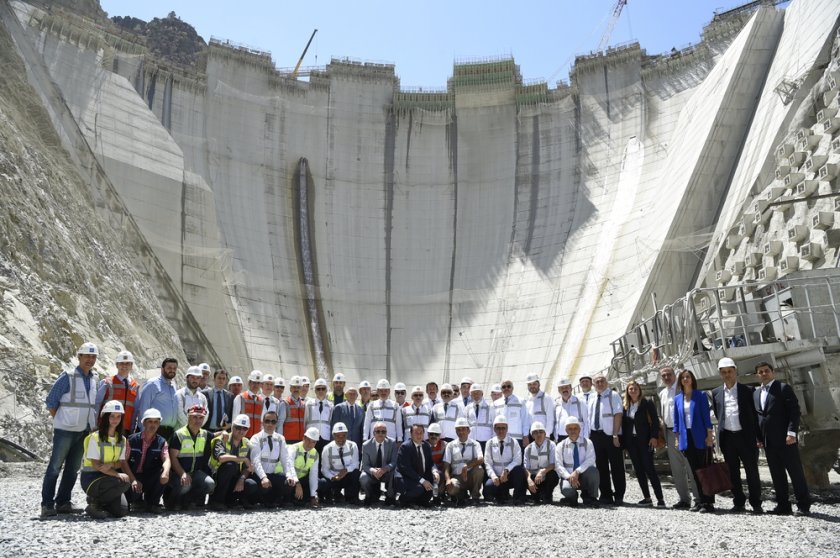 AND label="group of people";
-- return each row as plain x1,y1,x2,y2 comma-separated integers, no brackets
40,343,812,518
